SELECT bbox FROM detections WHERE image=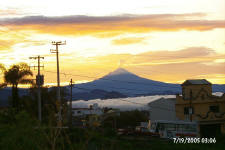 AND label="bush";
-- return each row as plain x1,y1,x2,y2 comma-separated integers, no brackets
0,110,46,150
